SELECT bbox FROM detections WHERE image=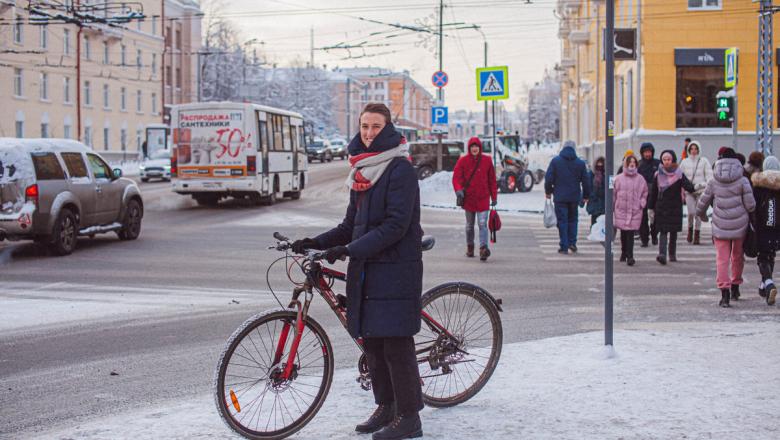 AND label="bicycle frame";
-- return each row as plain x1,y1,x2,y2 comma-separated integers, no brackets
271,257,457,381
